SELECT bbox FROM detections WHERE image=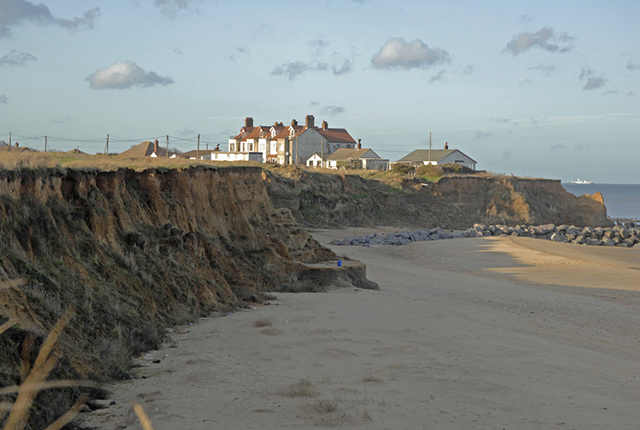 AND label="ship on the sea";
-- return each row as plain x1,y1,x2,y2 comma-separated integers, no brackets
571,179,594,184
